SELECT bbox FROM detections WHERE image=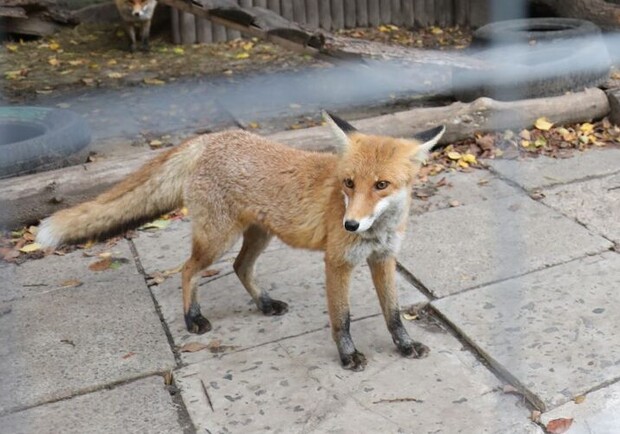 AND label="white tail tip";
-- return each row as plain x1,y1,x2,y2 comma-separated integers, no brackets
35,218,62,248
